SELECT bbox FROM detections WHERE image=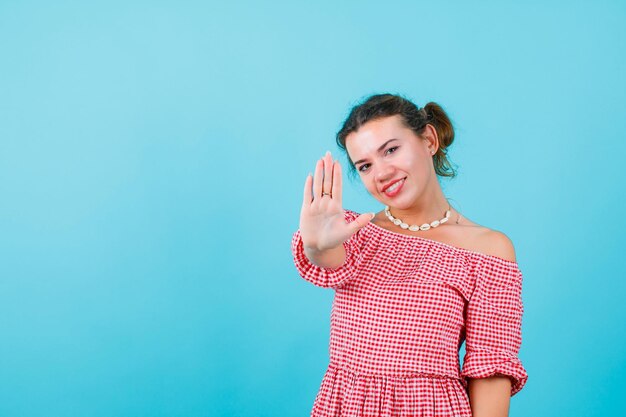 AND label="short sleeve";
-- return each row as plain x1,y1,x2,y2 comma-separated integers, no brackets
460,256,528,397
290,209,364,289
